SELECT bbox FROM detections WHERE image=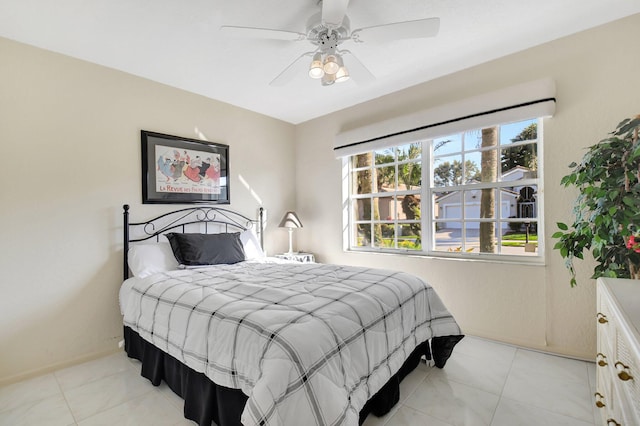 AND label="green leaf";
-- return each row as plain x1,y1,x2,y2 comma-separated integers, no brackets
608,206,618,216
551,231,564,239
560,247,568,258
557,222,569,231
623,196,636,207
594,215,603,227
